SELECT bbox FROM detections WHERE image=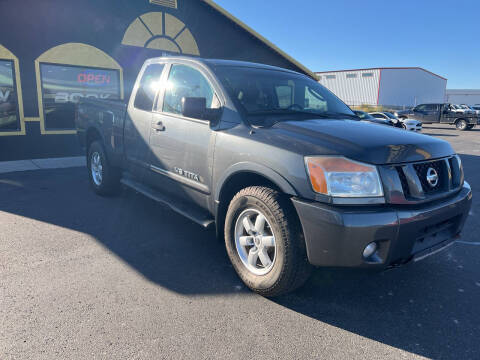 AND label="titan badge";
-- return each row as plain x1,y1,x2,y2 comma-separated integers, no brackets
174,167,200,182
